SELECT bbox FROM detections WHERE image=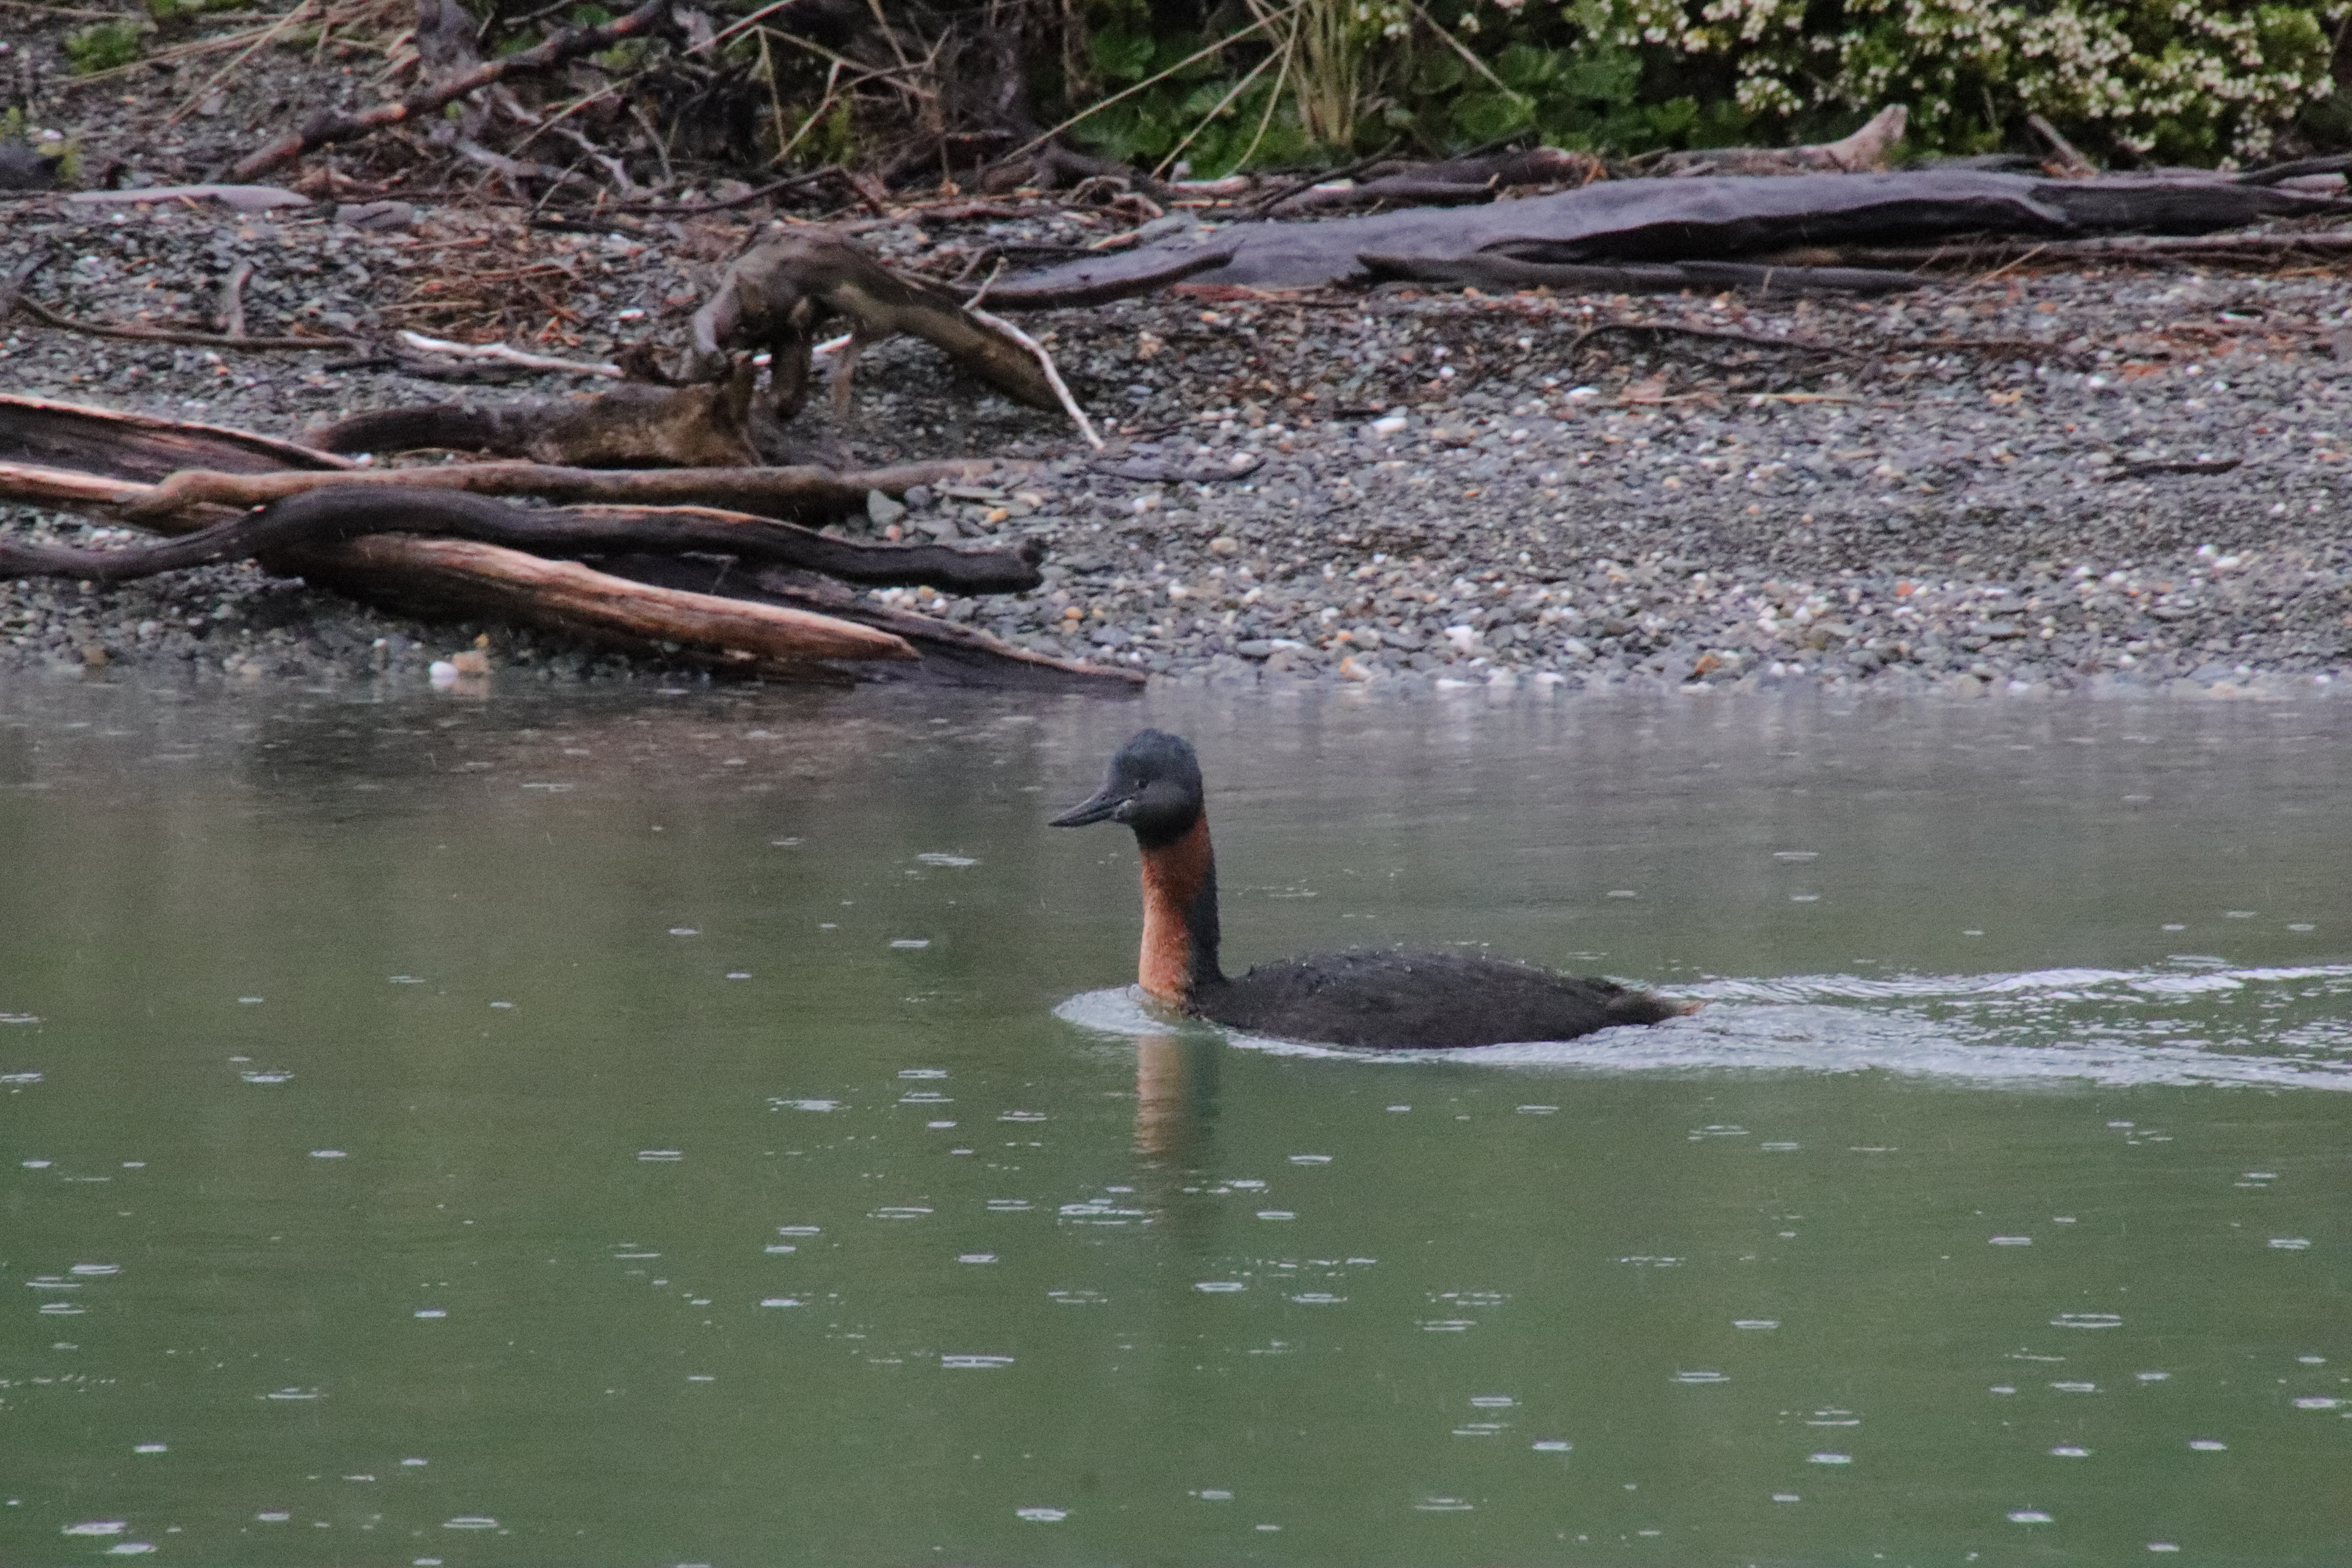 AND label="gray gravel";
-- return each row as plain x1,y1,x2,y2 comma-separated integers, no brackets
7,189,2352,698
